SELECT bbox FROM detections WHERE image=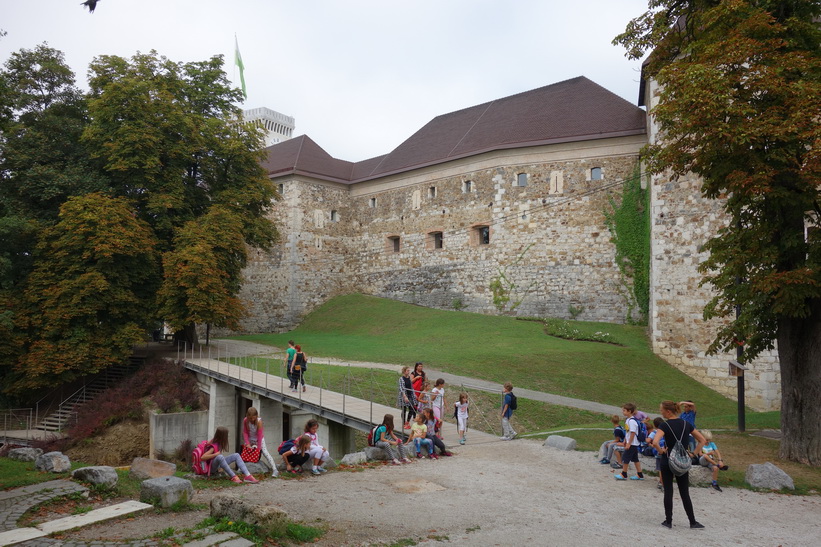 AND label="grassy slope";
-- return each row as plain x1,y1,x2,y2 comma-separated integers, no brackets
235,294,742,418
